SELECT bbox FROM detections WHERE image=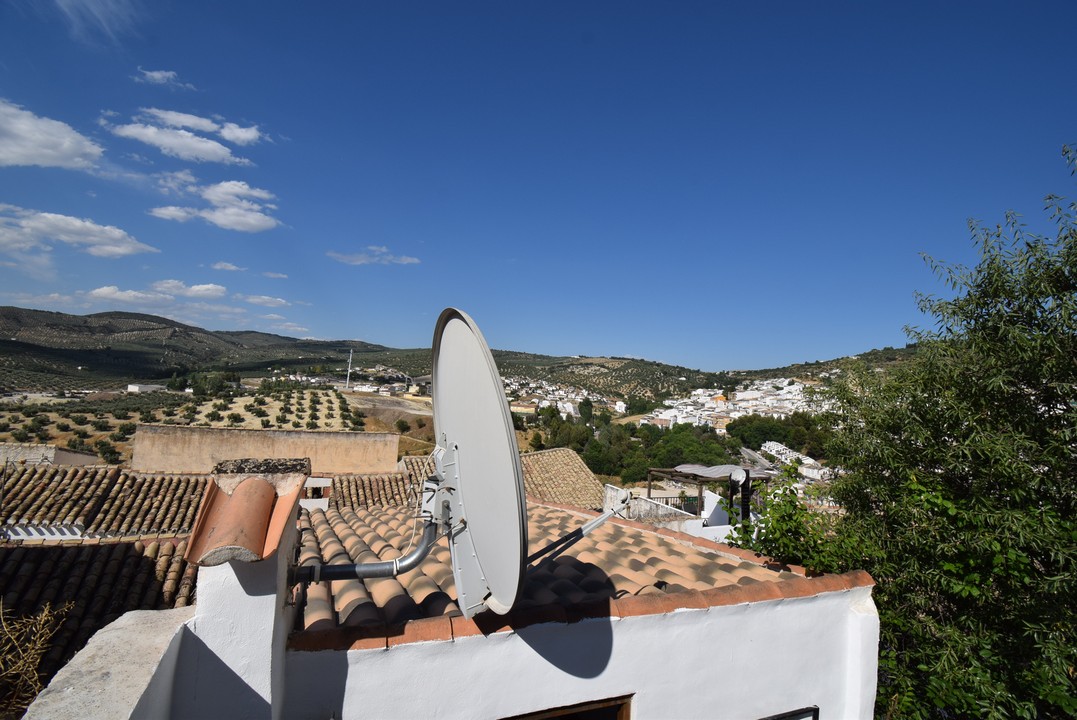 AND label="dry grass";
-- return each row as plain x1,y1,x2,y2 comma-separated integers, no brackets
0,601,69,719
